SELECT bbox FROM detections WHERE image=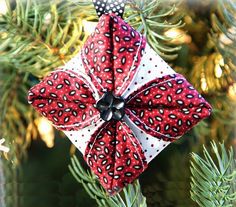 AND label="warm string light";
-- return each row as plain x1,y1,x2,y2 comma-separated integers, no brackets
43,12,52,25
200,77,208,92
199,56,209,92
164,28,192,44
219,27,236,45
228,83,236,99
214,55,224,78
35,117,55,148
